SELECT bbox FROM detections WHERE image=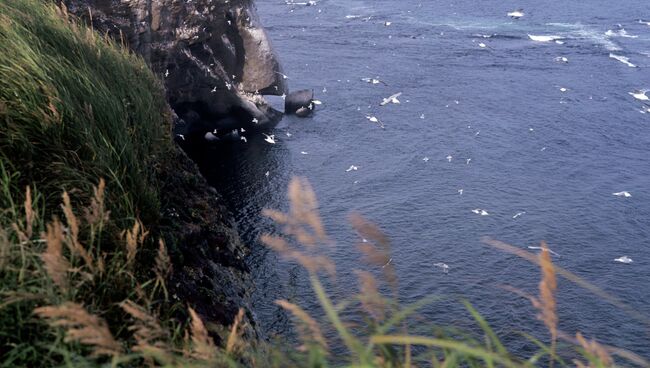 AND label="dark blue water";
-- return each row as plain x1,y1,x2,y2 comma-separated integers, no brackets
199,0,650,359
